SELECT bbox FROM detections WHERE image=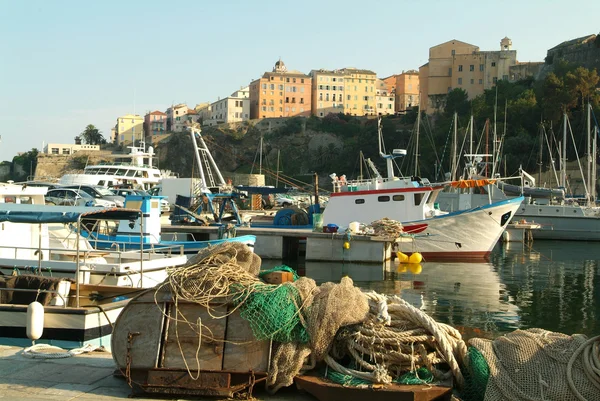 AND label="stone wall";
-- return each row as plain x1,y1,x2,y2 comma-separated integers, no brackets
540,34,600,77
34,150,116,181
